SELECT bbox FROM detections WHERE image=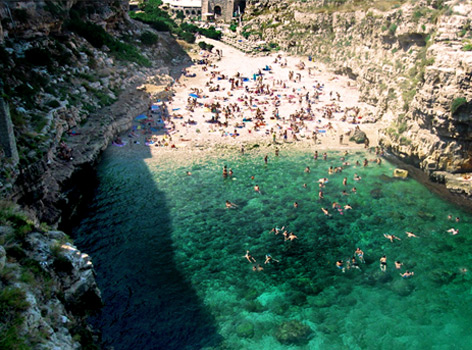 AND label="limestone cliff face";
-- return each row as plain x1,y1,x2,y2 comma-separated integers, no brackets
244,0,472,190
0,0,190,221
0,0,127,41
